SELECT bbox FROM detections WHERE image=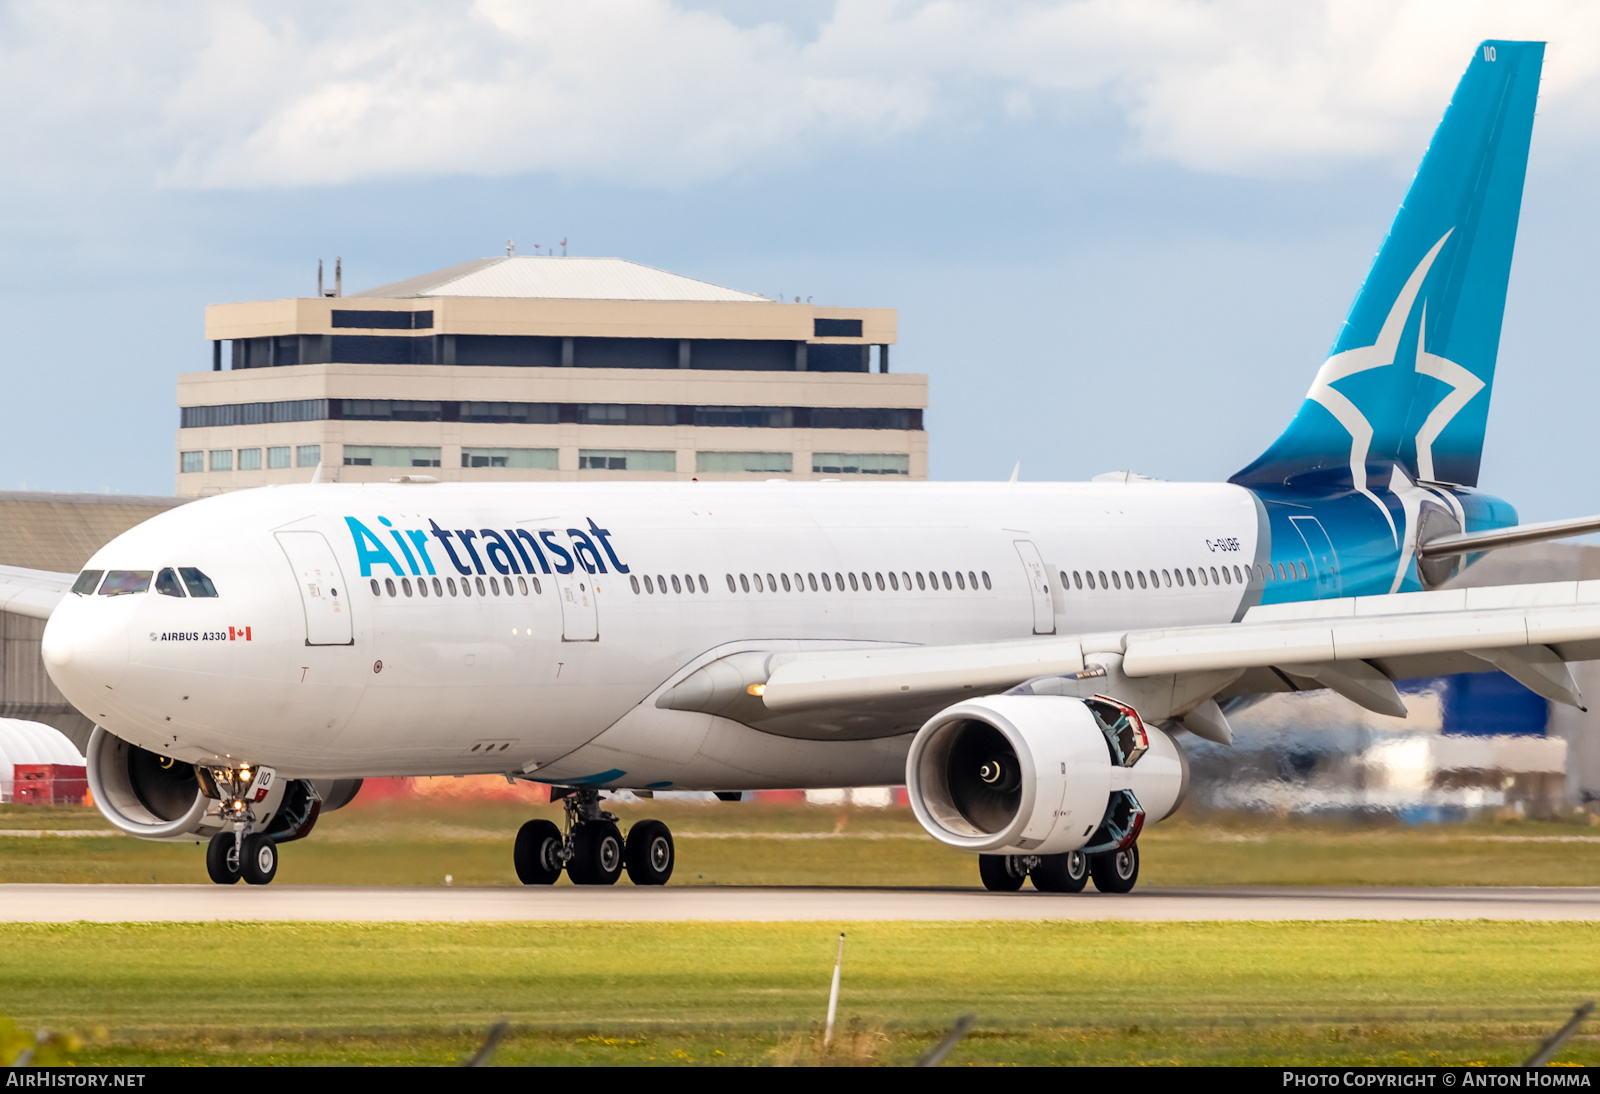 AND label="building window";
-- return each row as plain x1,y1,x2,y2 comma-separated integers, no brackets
460,402,559,424
331,309,430,330
180,451,203,473
461,447,558,470
340,399,446,422
238,448,262,471
814,318,864,338
578,450,675,472
695,451,793,474
812,453,910,476
296,445,321,468
342,445,442,468
694,406,793,428
577,404,677,426
268,446,291,469
809,408,916,430
209,449,232,472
